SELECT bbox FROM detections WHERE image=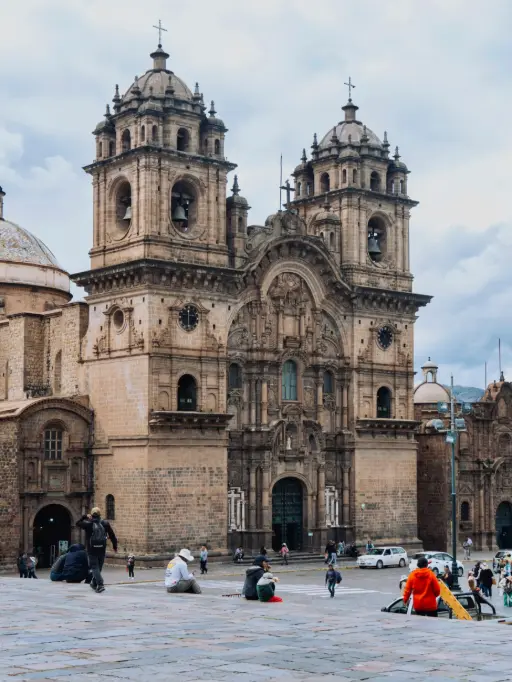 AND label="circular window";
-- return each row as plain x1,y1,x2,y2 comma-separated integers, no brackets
179,305,199,332
377,326,393,350
113,309,125,330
